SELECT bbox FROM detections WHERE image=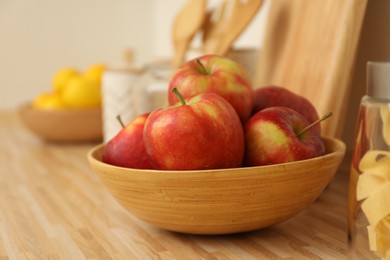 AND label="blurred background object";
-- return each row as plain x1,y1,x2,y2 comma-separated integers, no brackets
0,0,270,110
